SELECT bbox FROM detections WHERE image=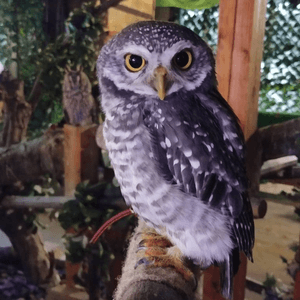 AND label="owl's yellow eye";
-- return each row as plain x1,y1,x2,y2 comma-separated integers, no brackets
124,54,146,72
173,49,193,70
